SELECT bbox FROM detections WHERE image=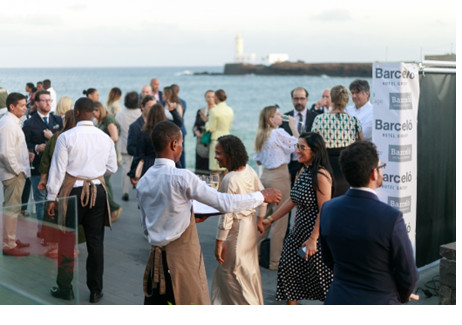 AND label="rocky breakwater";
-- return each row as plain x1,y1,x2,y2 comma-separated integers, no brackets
224,61,372,77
